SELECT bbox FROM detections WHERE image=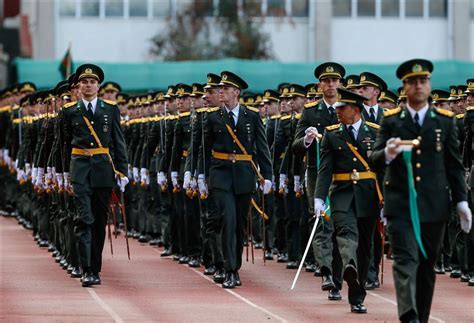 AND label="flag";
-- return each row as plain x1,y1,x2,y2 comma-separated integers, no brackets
58,46,73,79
